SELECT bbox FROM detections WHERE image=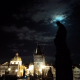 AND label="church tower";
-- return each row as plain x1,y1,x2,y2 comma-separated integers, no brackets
33,44,45,76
